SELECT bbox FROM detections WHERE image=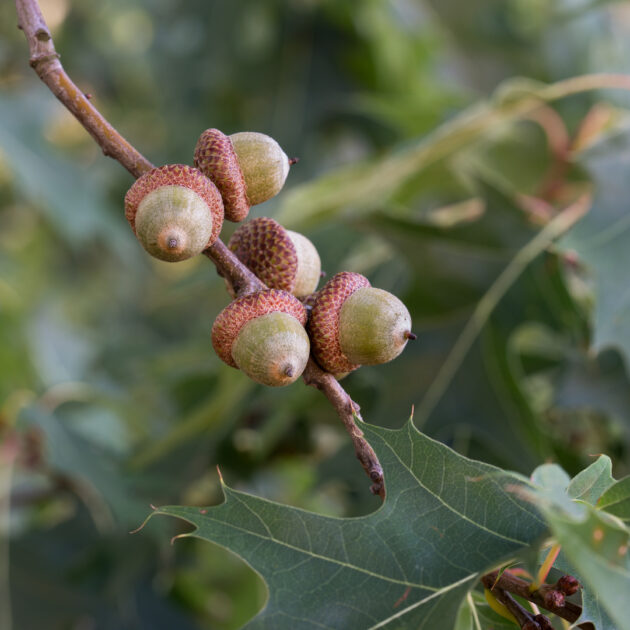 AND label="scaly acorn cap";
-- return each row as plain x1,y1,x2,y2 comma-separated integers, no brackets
308,272,415,374
308,272,371,375
193,129,291,222
124,164,223,262
212,290,309,387
228,217,321,298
